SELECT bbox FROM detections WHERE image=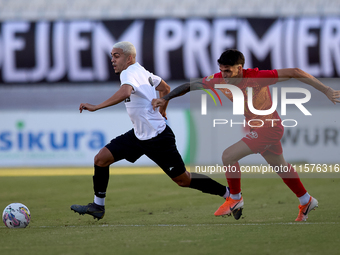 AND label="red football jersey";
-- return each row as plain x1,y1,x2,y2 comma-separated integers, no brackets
203,68,282,128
